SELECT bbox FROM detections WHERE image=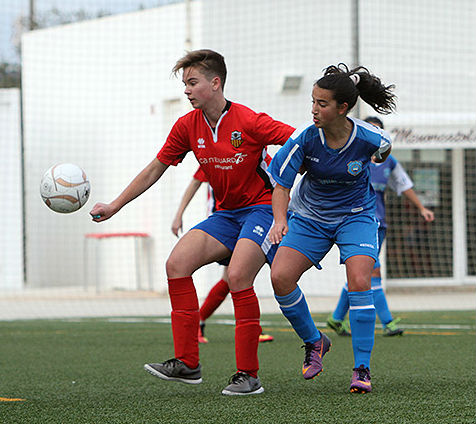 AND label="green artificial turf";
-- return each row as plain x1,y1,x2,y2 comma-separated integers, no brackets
0,311,474,423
